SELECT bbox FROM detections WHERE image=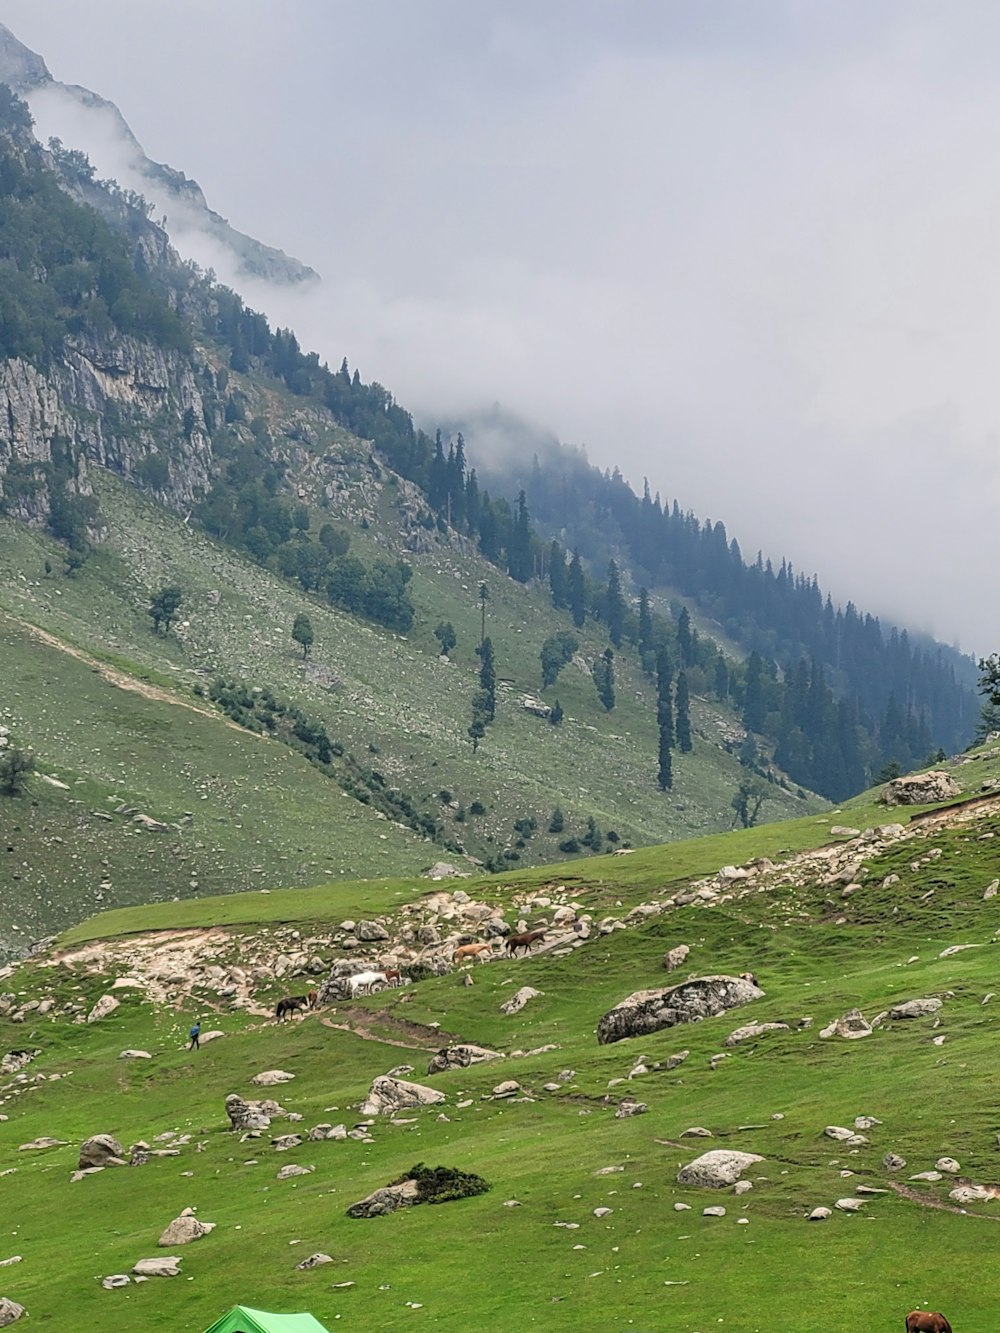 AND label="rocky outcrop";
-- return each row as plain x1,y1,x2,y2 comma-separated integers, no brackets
131,1256,181,1278
880,771,960,806
426,1044,503,1075
819,1009,872,1040
86,994,120,1024
78,1134,125,1170
597,975,764,1045
347,1179,420,1218
158,1211,215,1246
224,1093,286,1132
500,986,543,1016
0,333,214,526
360,1075,445,1117
0,1296,25,1325
677,1150,764,1189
